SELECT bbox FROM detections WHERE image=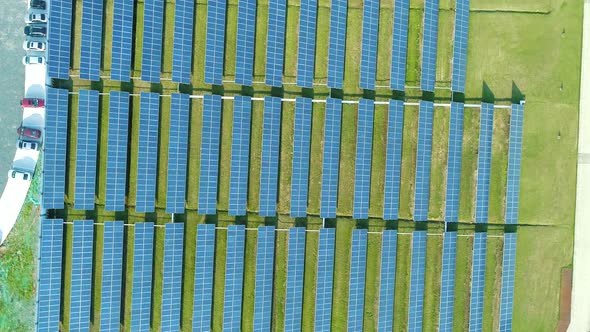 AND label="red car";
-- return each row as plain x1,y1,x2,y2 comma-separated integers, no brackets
20,98,44,108
16,126,41,139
